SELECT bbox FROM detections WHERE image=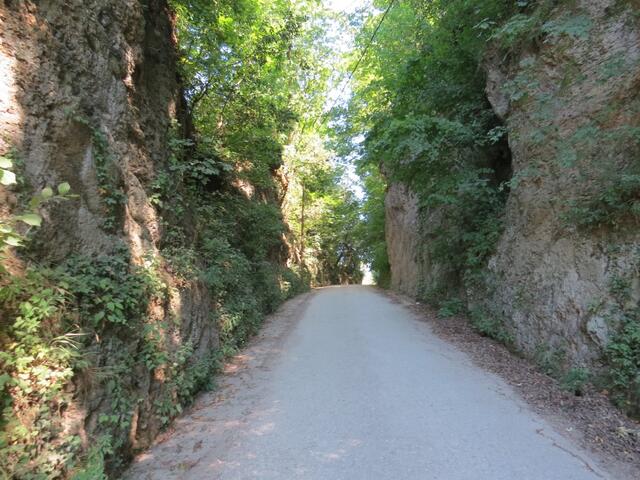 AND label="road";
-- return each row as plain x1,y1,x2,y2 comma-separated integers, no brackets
126,286,615,480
